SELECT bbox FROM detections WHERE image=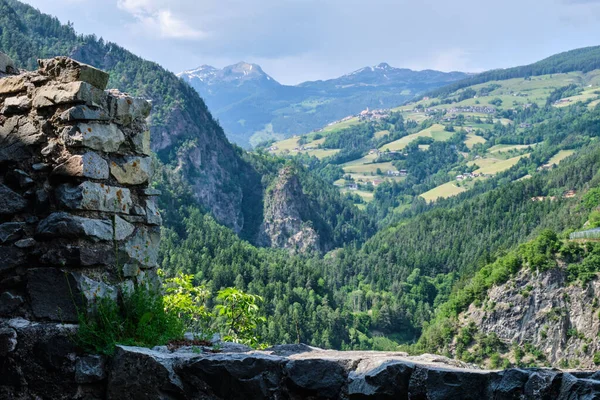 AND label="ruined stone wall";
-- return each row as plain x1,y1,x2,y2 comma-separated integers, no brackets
0,56,160,323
